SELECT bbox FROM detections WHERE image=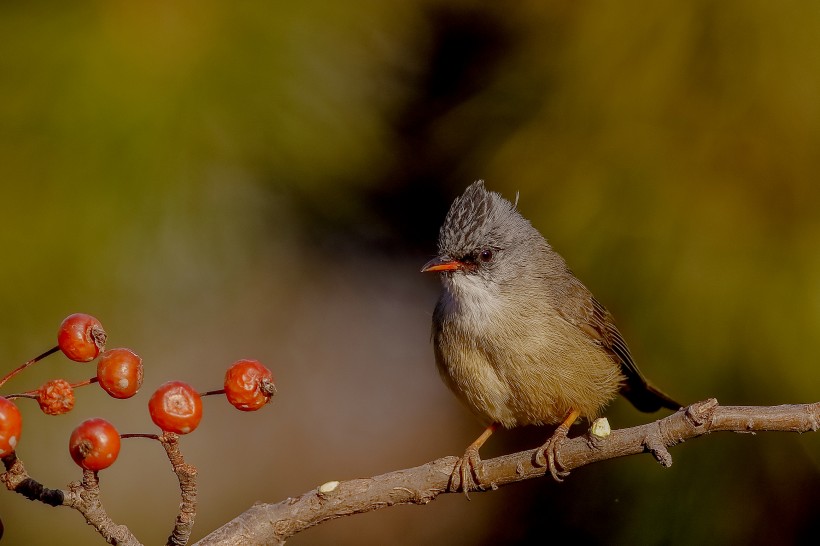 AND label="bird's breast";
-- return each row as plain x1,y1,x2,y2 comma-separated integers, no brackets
433,279,623,428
